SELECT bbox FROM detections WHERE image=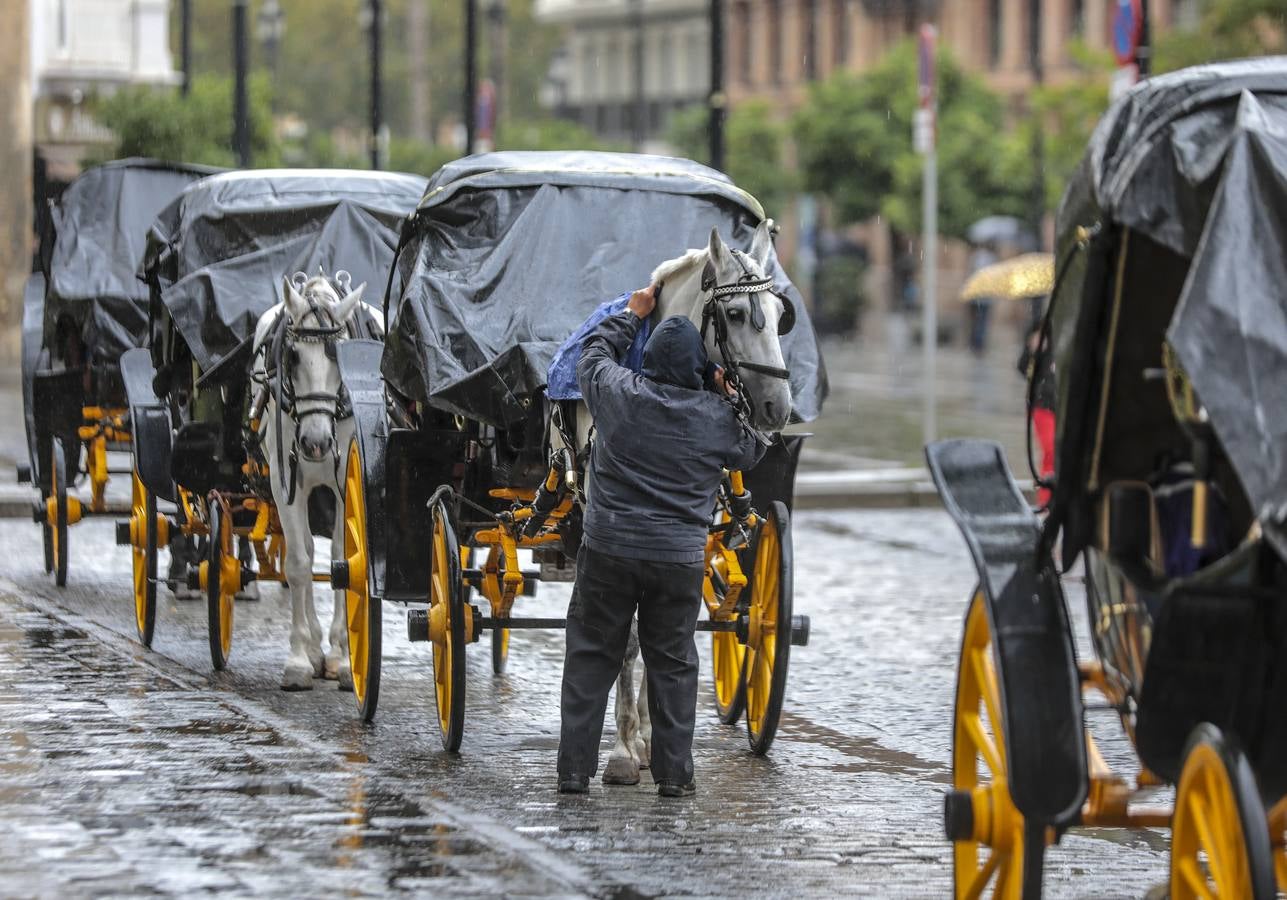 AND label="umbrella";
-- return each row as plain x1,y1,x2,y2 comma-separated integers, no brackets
959,253,1054,302
967,215,1034,248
